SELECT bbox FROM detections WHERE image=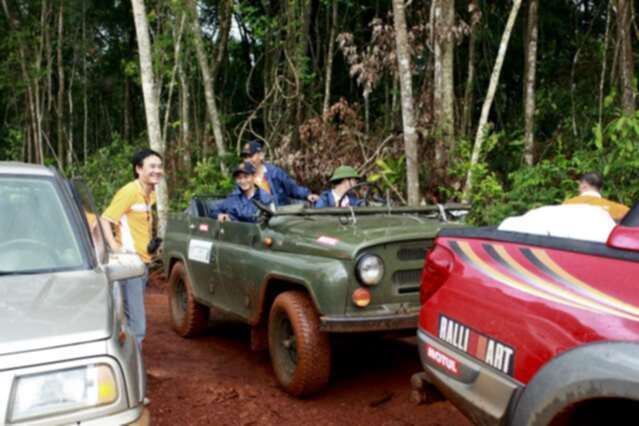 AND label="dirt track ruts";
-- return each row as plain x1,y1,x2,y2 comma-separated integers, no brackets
143,283,472,426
